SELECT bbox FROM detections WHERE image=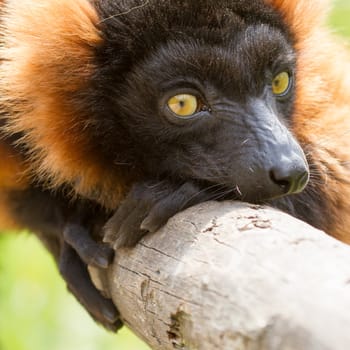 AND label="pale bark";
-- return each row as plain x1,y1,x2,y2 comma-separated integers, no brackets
91,201,350,350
